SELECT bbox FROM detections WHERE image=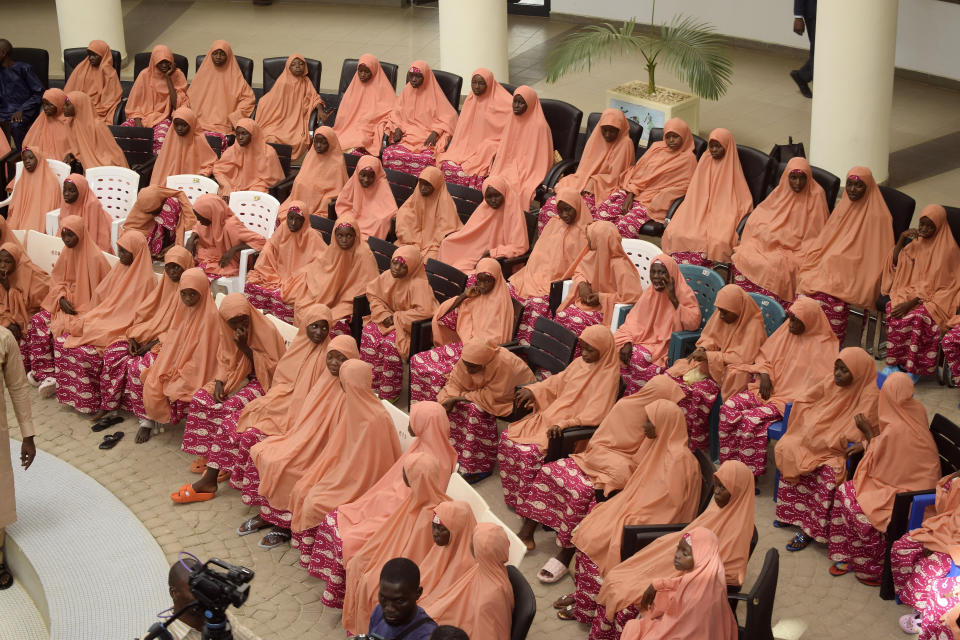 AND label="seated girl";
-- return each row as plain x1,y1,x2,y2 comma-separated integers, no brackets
335,155,397,240
0,241,50,359
5,146,62,232
63,40,122,124
437,175,529,274
23,89,72,162
795,167,893,343
664,284,766,450
63,91,127,170
489,85,553,208
123,185,196,259
730,157,829,307
773,346,879,551
437,68,512,190
661,128,753,267
380,61,459,177
60,174,112,252
435,339,534,481
212,118,284,196
828,372,940,586
395,166,462,259
615,254,700,395
498,324,620,509
256,54,325,158
122,45,189,154
186,193,266,280
360,245,436,402
717,296,837,477
591,117,697,238
187,41,255,137
149,107,218,187
278,126,347,216
332,54,396,156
